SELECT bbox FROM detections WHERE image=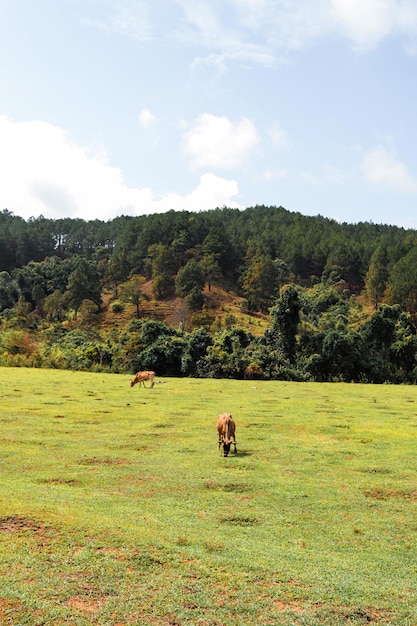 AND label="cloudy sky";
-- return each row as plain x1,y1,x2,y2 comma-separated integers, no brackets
1,0,417,228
